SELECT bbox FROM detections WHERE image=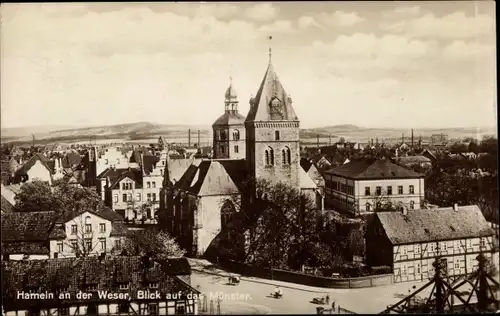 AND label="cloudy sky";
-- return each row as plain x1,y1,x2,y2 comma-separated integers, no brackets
1,2,496,129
